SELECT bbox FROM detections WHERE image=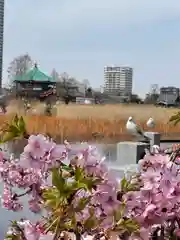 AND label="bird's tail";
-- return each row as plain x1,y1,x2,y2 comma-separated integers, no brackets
136,127,150,140
143,134,150,140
